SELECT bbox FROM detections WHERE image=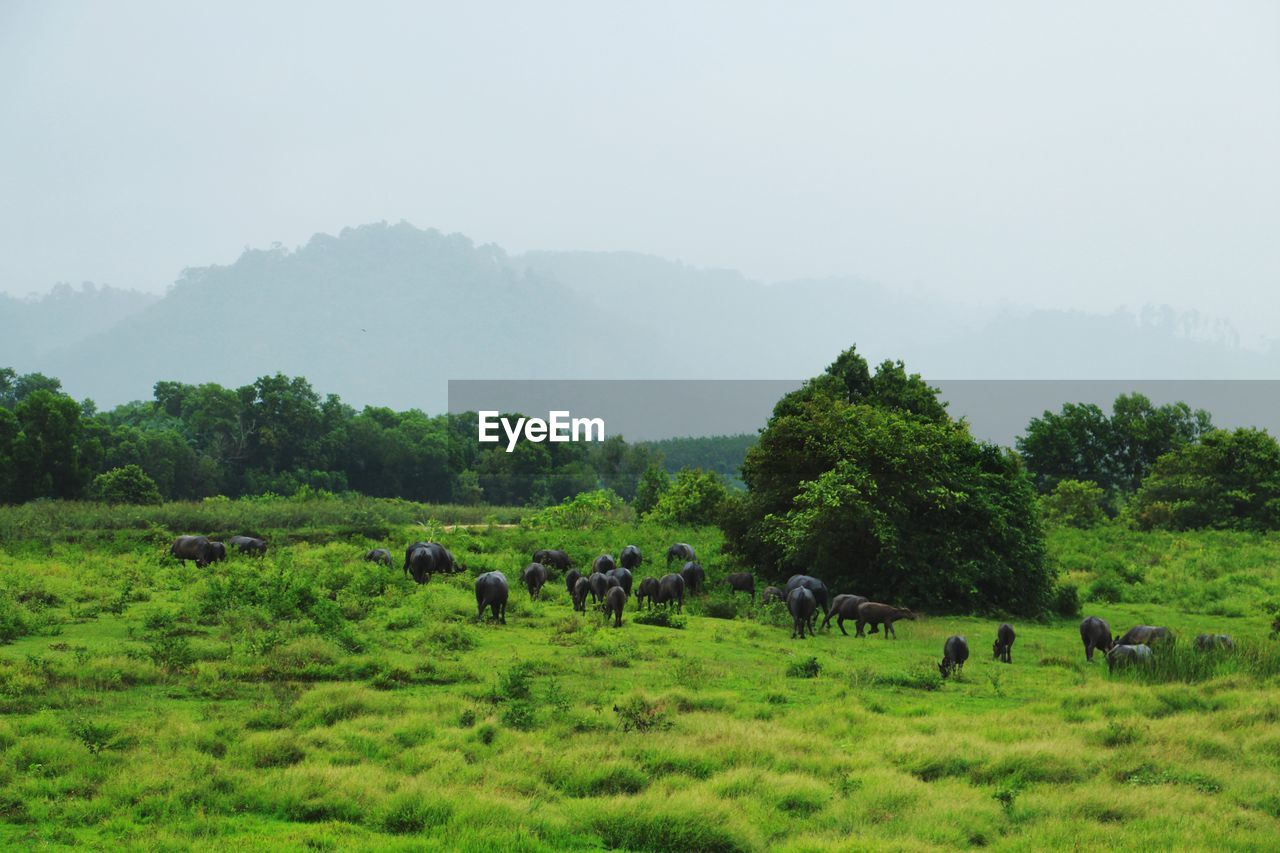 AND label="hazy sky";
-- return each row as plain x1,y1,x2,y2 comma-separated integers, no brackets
2,2,1278,341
